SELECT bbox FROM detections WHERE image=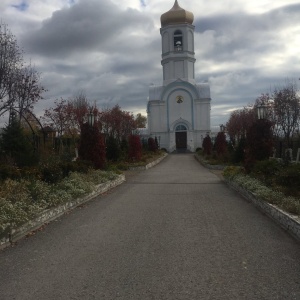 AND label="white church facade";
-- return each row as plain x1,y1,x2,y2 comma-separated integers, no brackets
147,0,211,152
